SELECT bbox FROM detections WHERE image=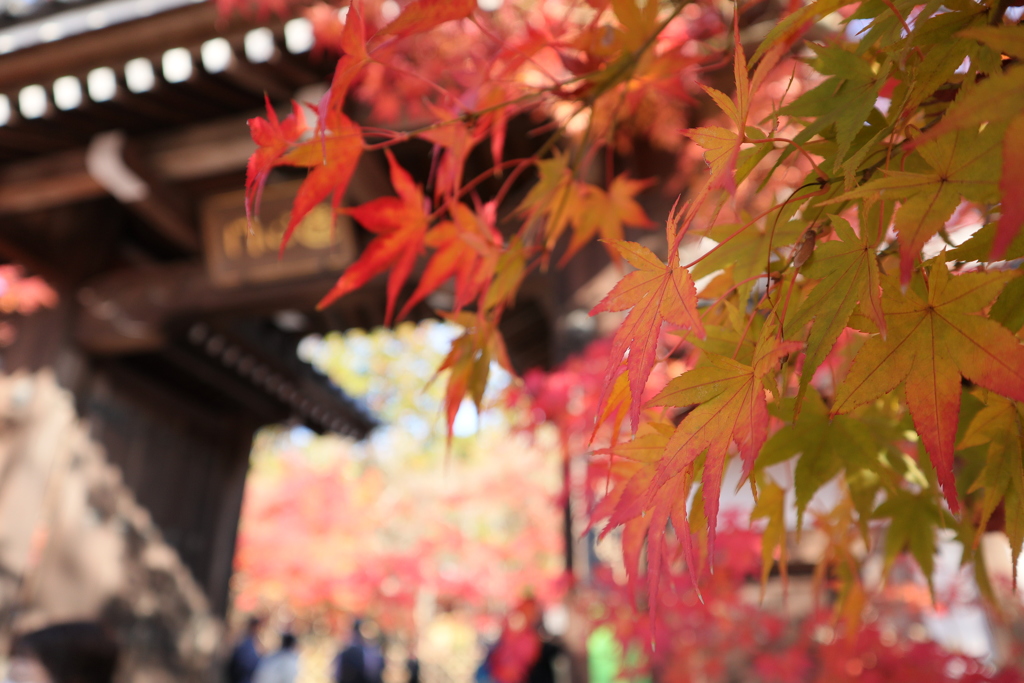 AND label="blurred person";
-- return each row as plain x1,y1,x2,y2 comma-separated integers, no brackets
334,619,384,683
418,600,479,683
252,633,299,683
406,654,420,683
482,598,563,683
227,616,264,683
6,622,118,683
